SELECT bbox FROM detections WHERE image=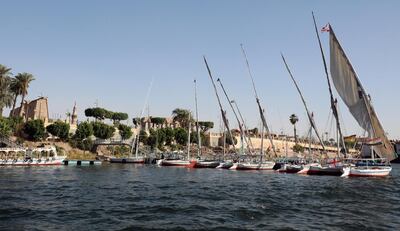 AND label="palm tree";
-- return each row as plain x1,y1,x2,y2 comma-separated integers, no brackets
289,114,299,144
172,108,193,129
66,111,71,123
9,78,23,117
15,73,35,118
0,64,13,117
